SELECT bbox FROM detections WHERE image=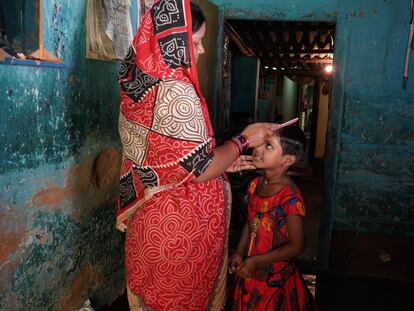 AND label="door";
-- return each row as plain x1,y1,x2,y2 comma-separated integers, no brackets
191,0,219,119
